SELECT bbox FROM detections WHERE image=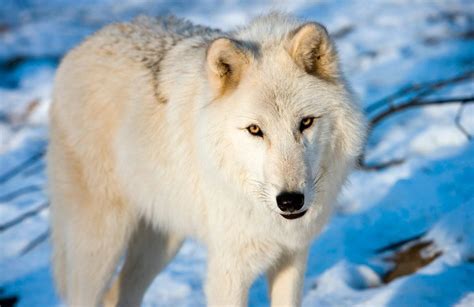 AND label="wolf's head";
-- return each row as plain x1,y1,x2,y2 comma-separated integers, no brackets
199,14,366,221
